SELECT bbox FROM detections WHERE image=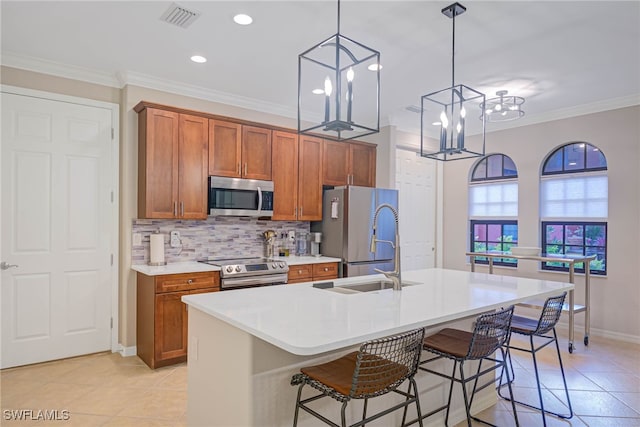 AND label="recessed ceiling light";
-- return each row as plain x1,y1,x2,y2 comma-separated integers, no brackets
233,14,253,25
312,88,324,95
190,55,207,63
367,64,382,71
